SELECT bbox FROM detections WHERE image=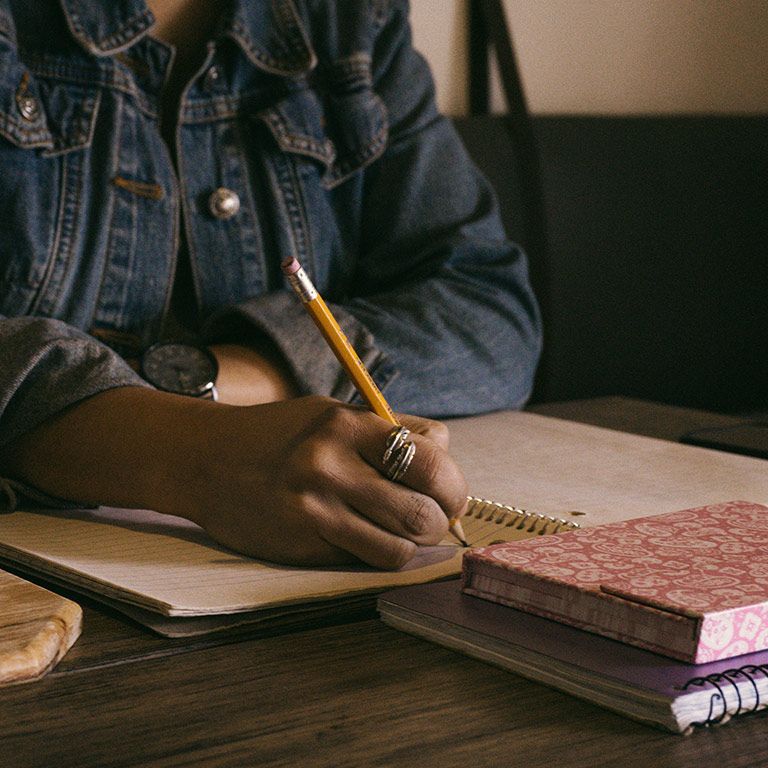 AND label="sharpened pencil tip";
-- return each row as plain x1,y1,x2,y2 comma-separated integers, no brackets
450,518,468,548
